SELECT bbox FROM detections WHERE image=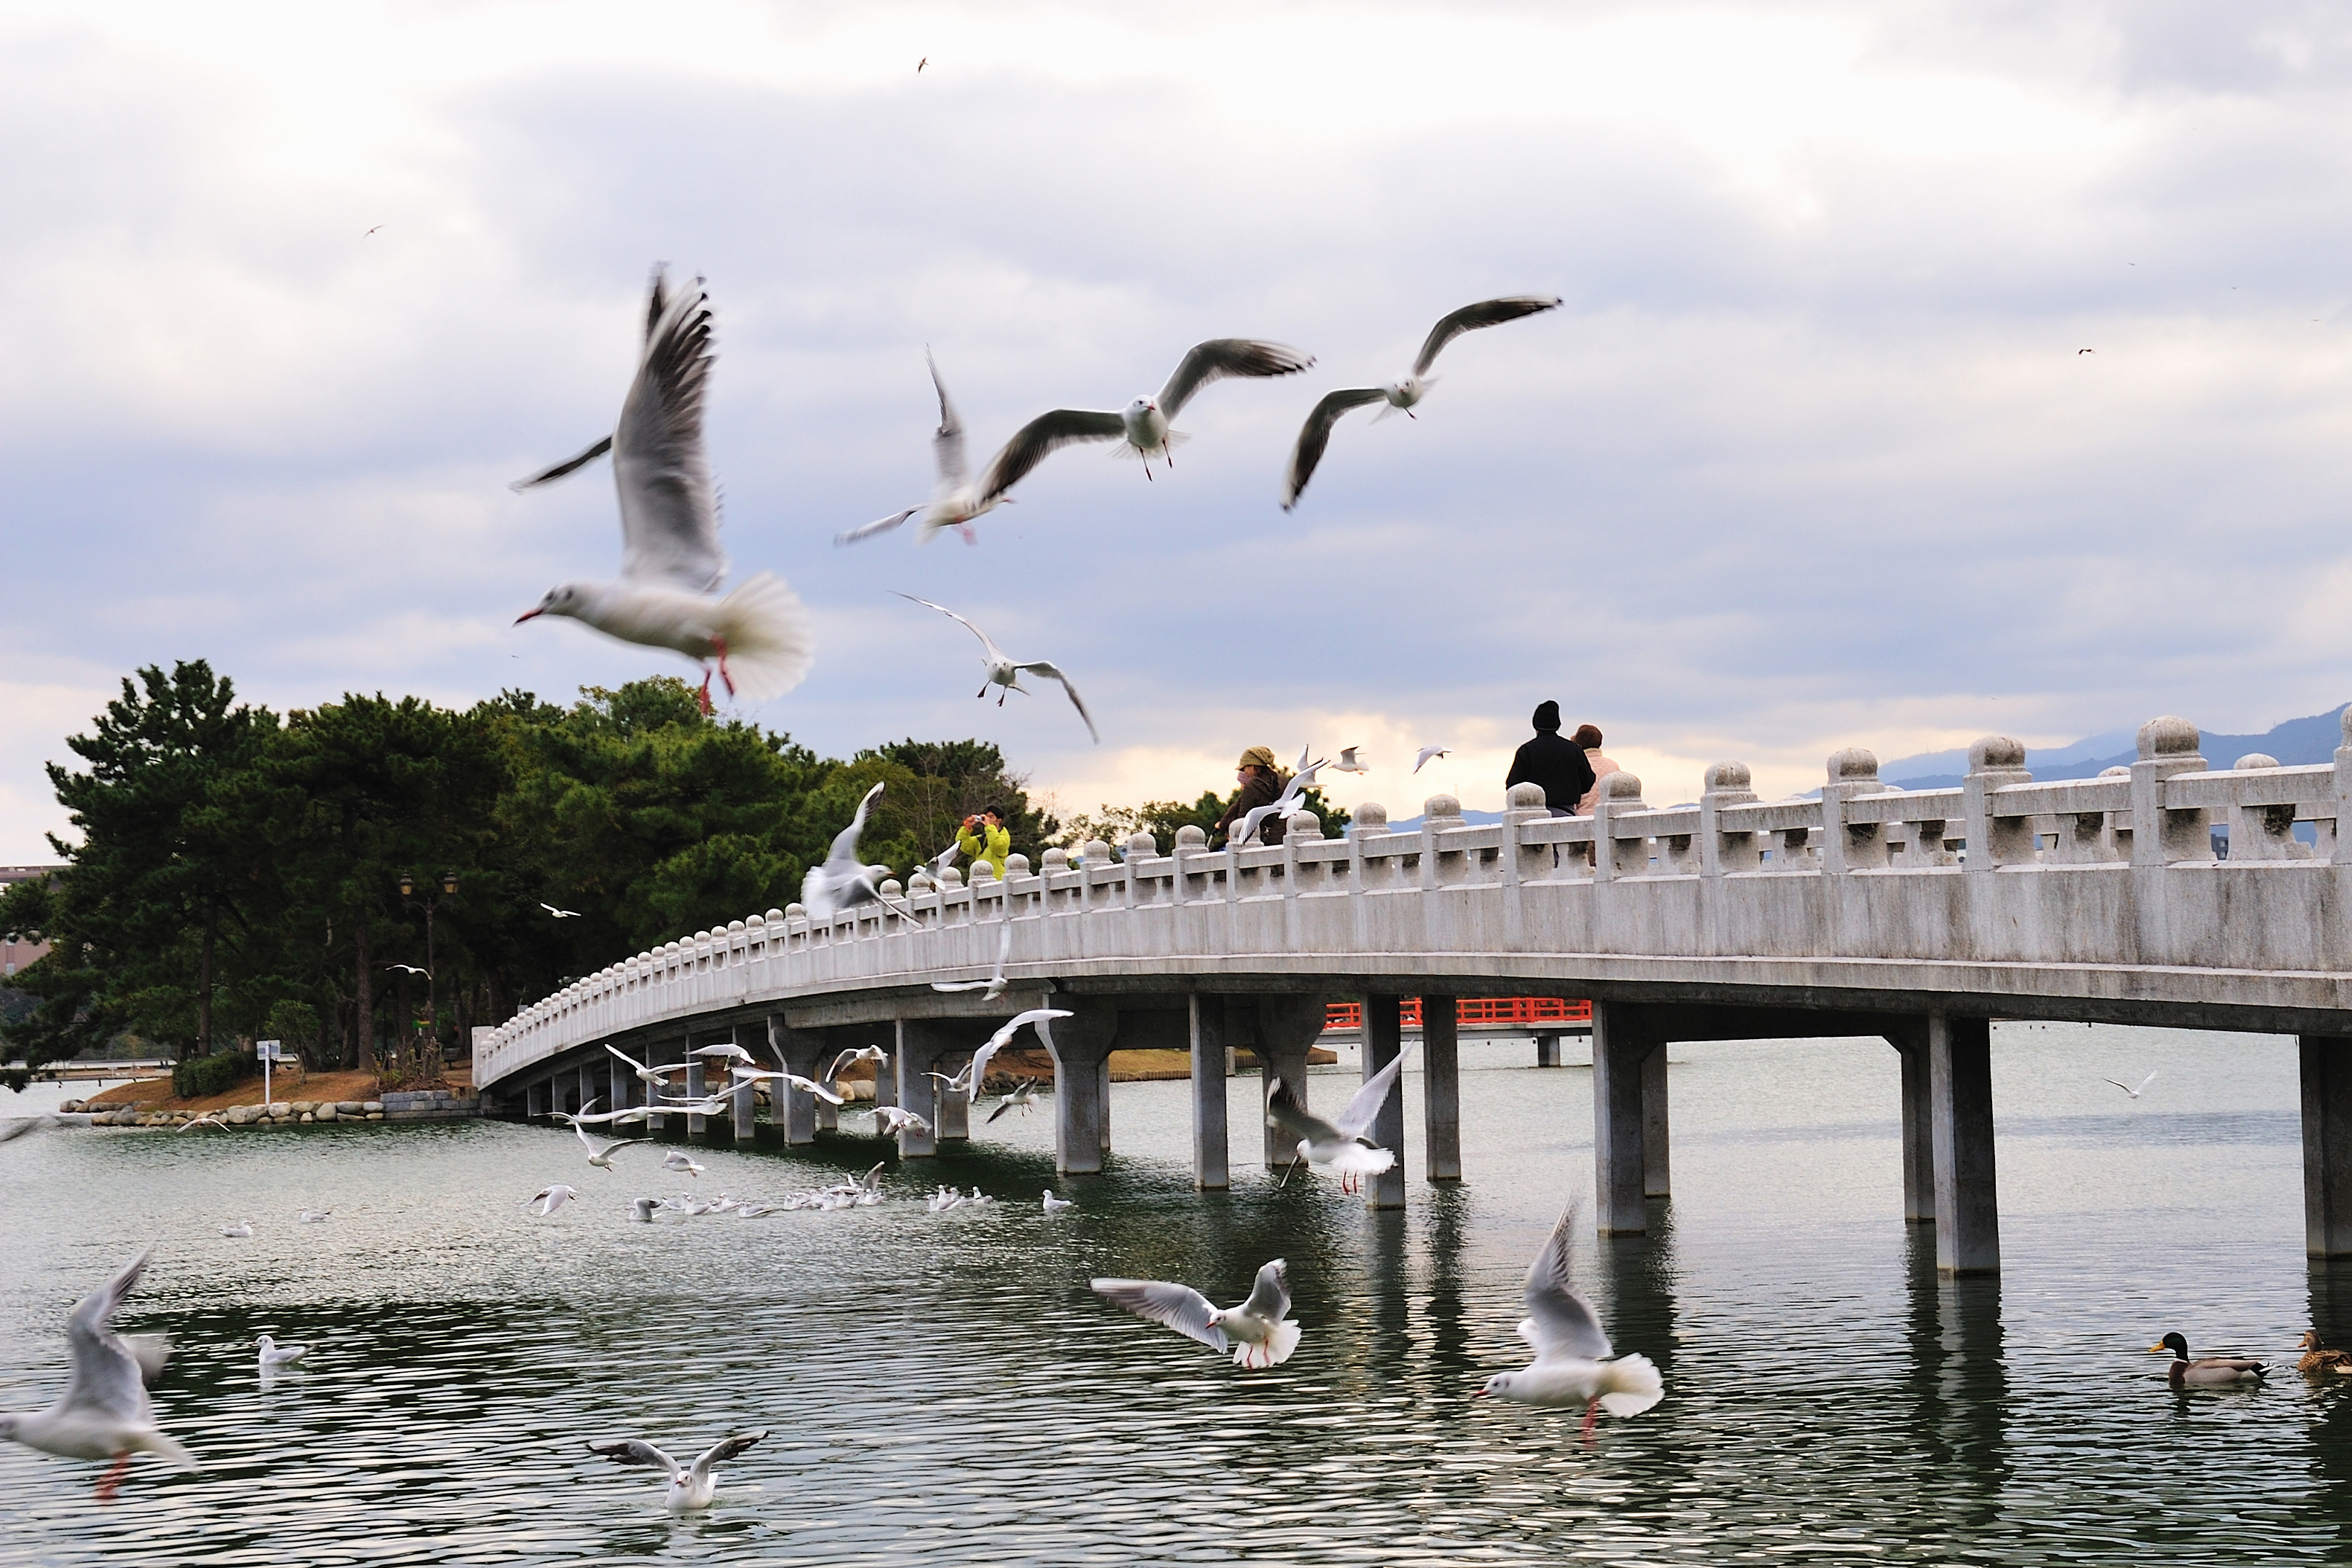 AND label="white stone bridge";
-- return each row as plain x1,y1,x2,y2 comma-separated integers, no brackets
476,714,2352,1274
